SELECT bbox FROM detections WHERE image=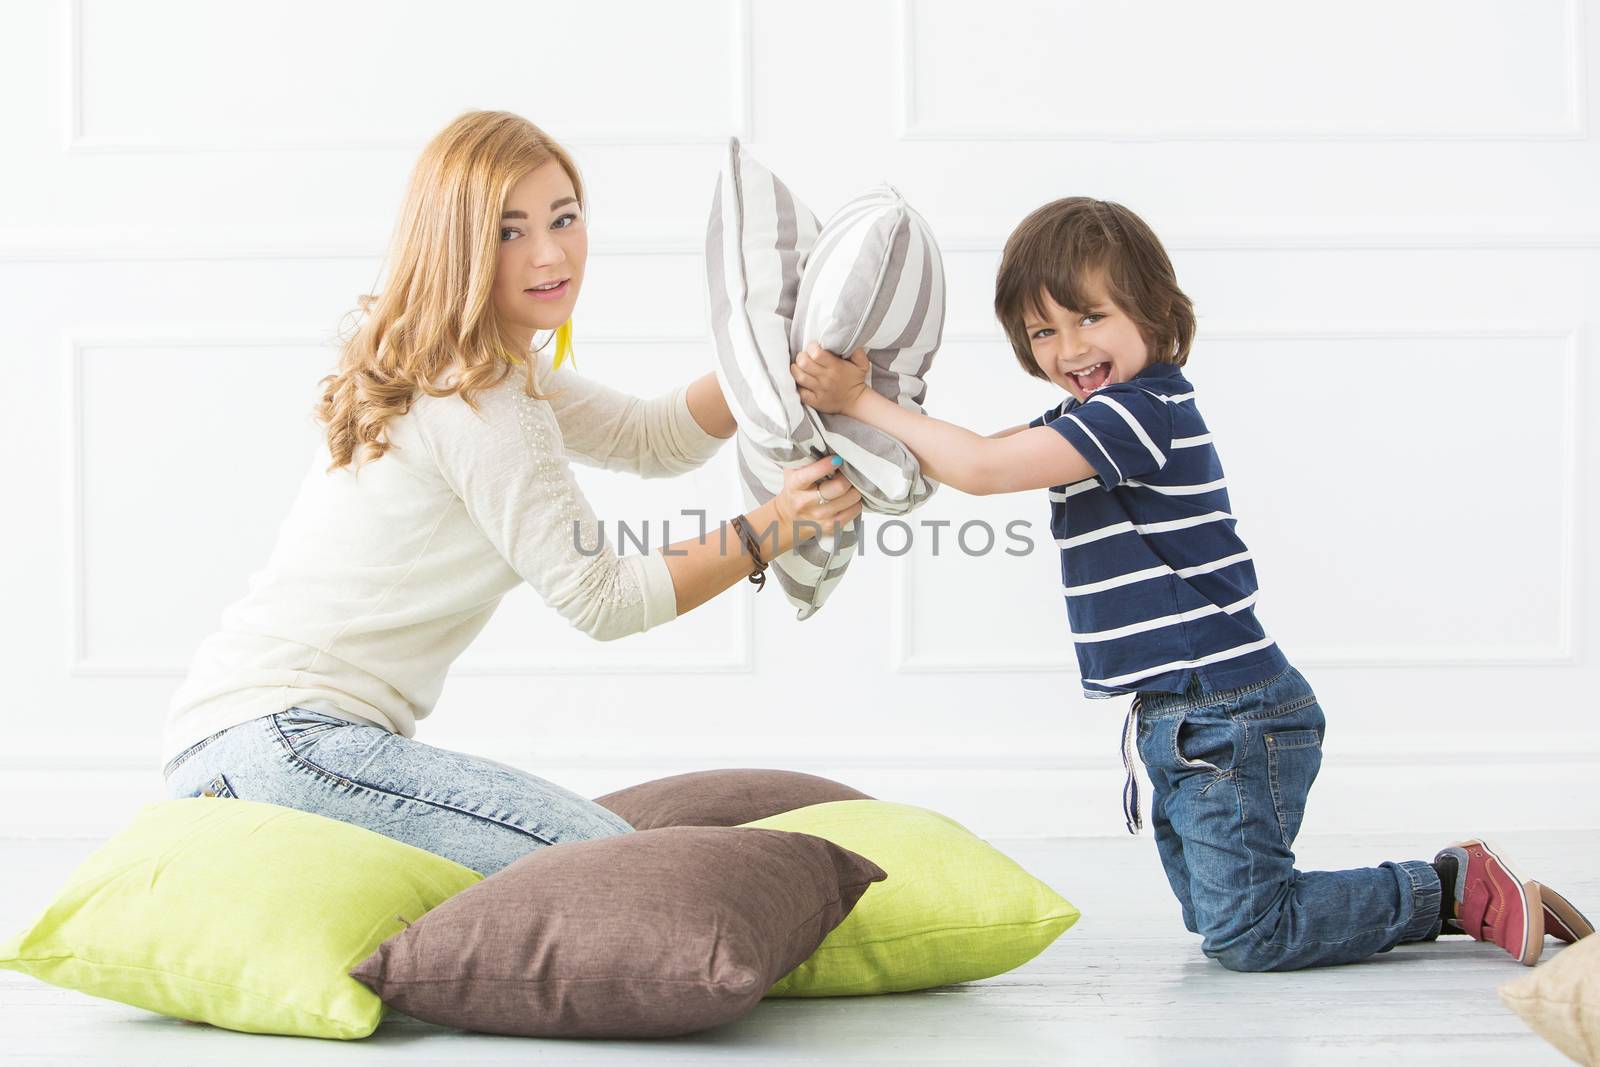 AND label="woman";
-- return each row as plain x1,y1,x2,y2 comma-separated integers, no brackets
162,111,860,875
